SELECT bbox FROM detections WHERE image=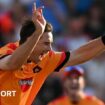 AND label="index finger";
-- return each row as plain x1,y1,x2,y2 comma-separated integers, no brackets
33,2,36,11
